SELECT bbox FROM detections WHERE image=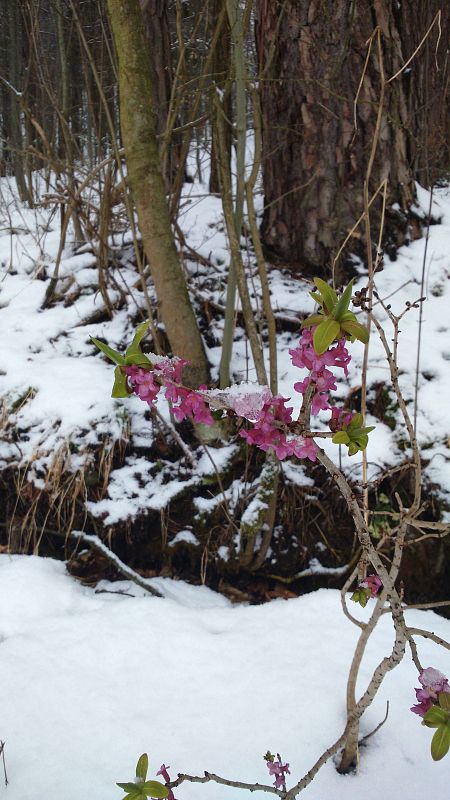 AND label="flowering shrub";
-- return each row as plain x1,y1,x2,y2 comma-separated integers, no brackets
92,279,448,791
92,281,373,463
